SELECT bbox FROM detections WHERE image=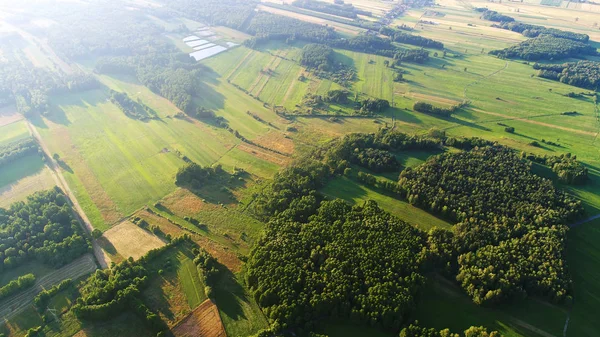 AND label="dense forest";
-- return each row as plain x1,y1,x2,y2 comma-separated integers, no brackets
489,35,597,60
0,57,100,116
292,0,371,18
244,12,429,63
0,188,91,272
380,26,444,49
494,21,590,42
399,146,582,304
533,61,600,90
400,323,501,337
95,41,208,115
0,138,40,169
247,199,427,332
248,129,583,335
157,0,258,30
